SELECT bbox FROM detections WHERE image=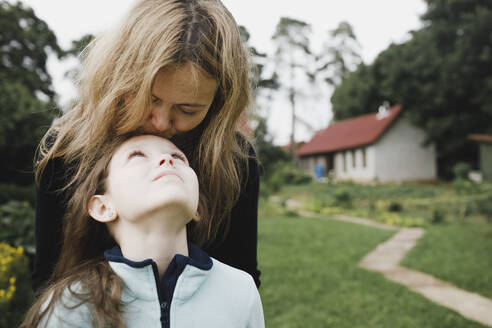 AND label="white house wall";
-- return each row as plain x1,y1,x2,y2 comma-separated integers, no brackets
334,145,376,182
374,117,436,182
